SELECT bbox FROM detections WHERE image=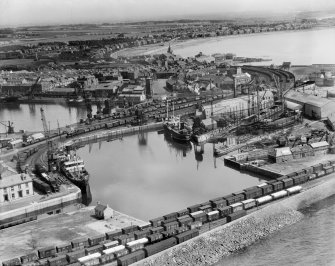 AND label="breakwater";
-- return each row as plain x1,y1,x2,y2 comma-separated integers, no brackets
136,173,335,266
